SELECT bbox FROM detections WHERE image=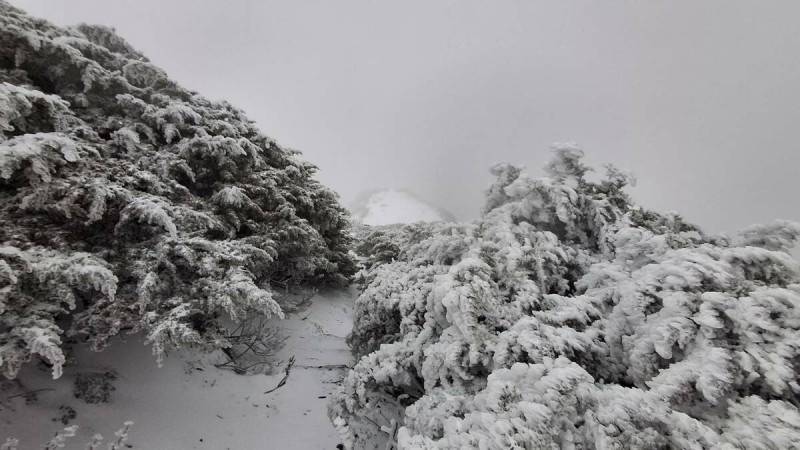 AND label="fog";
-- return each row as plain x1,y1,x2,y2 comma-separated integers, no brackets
12,0,800,234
